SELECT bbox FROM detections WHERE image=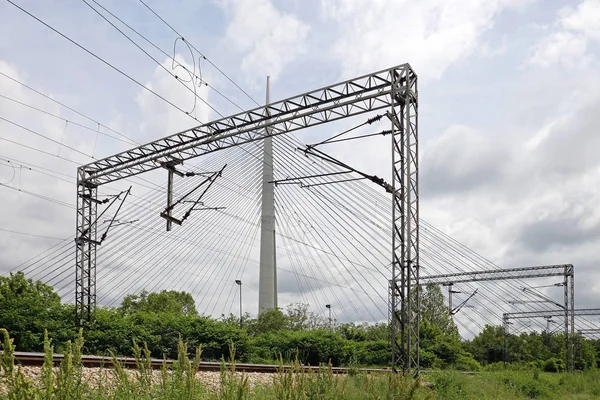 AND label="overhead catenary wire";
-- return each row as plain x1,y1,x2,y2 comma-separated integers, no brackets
0,71,139,145
82,0,242,114
0,93,137,146
0,227,66,241
5,0,202,124
81,0,219,118
138,0,260,108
